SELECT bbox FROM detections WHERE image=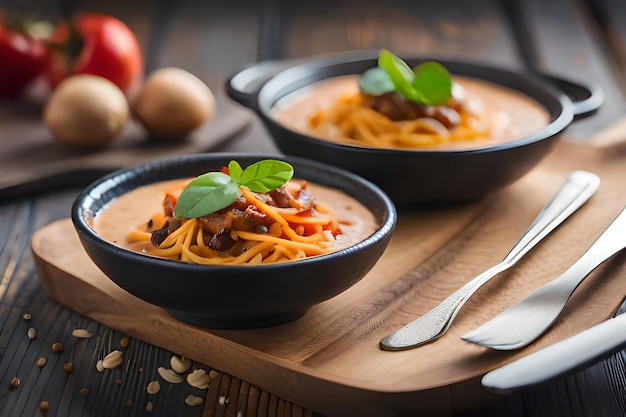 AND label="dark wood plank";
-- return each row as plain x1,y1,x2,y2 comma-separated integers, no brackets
505,0,626,137
276,0,523,68
587,0,626,83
